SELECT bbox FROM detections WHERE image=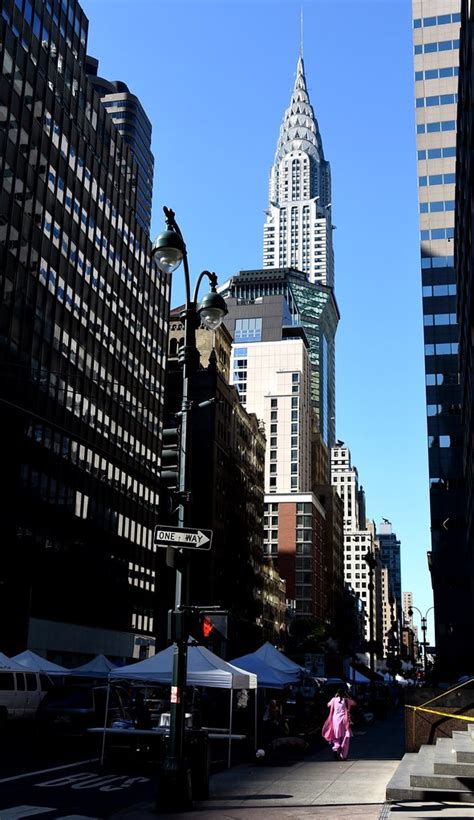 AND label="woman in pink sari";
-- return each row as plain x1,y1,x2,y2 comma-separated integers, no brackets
322,688,356,760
